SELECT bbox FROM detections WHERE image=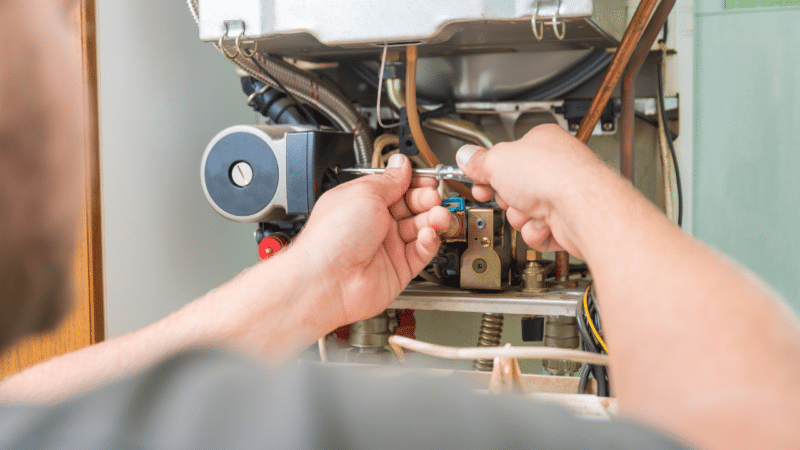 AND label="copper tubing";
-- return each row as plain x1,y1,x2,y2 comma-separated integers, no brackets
385,78,495,149
405,45,475,200
423,116,495,149
620,0,676,182
575,0,660,143
372,133,400,168
555,250,570,281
